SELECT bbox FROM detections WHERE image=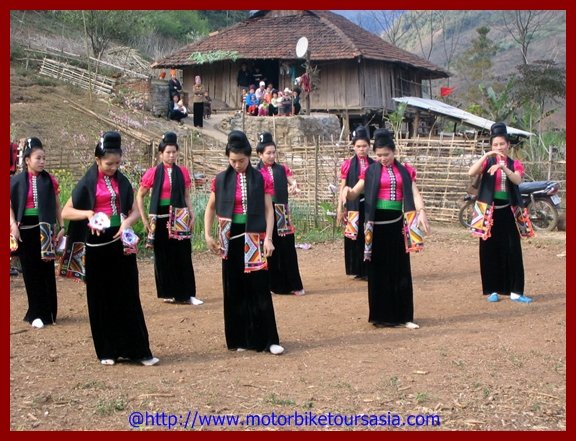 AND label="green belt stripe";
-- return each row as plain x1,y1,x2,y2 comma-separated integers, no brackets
159,198,170,206
494,191,509,200
109,215,121,227
376,199,402,210
23,208,39,216
232,214,247,224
